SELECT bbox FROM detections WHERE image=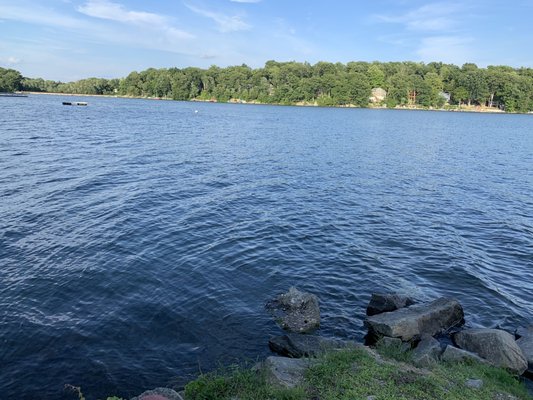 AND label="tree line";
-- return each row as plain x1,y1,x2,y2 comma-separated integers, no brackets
3,61,533,112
